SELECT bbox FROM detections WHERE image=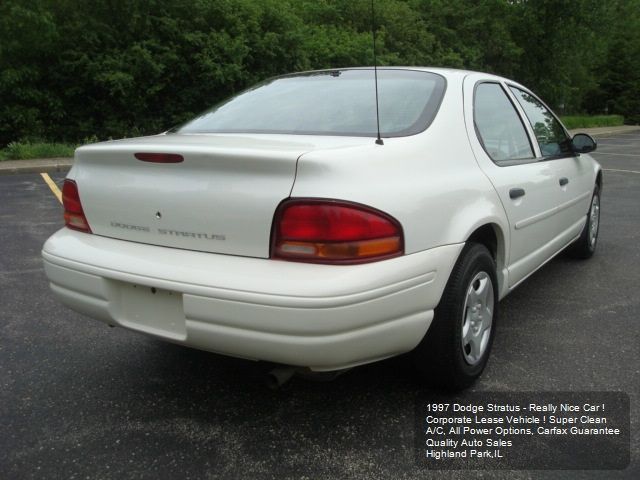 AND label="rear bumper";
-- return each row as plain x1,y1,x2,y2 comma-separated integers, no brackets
42,229,462,370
